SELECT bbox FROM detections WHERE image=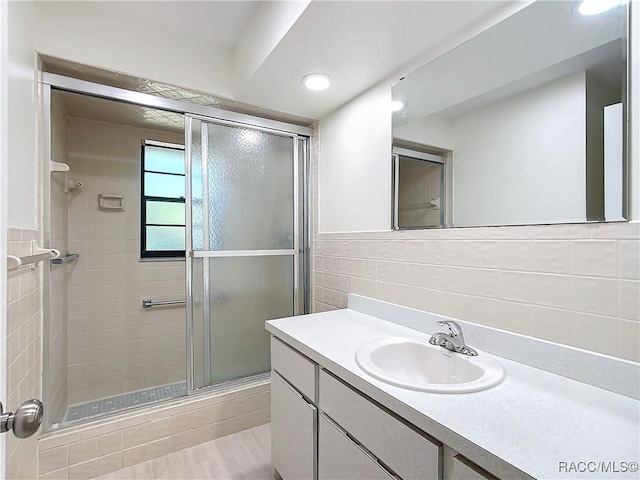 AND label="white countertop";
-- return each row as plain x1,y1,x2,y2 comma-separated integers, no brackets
266,309,640,480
